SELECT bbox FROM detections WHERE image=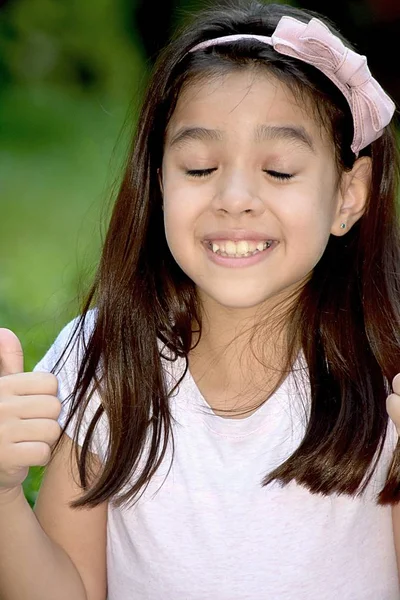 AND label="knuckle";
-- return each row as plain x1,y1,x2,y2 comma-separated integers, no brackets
0,420,11,442
0,376,12,395
0,399,11,422
0,446,13,471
